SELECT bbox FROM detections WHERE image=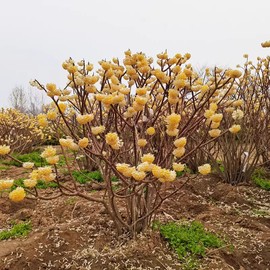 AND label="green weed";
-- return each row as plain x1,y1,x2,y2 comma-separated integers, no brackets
155,221,224,270
252,167,270,191
0,221,31,240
